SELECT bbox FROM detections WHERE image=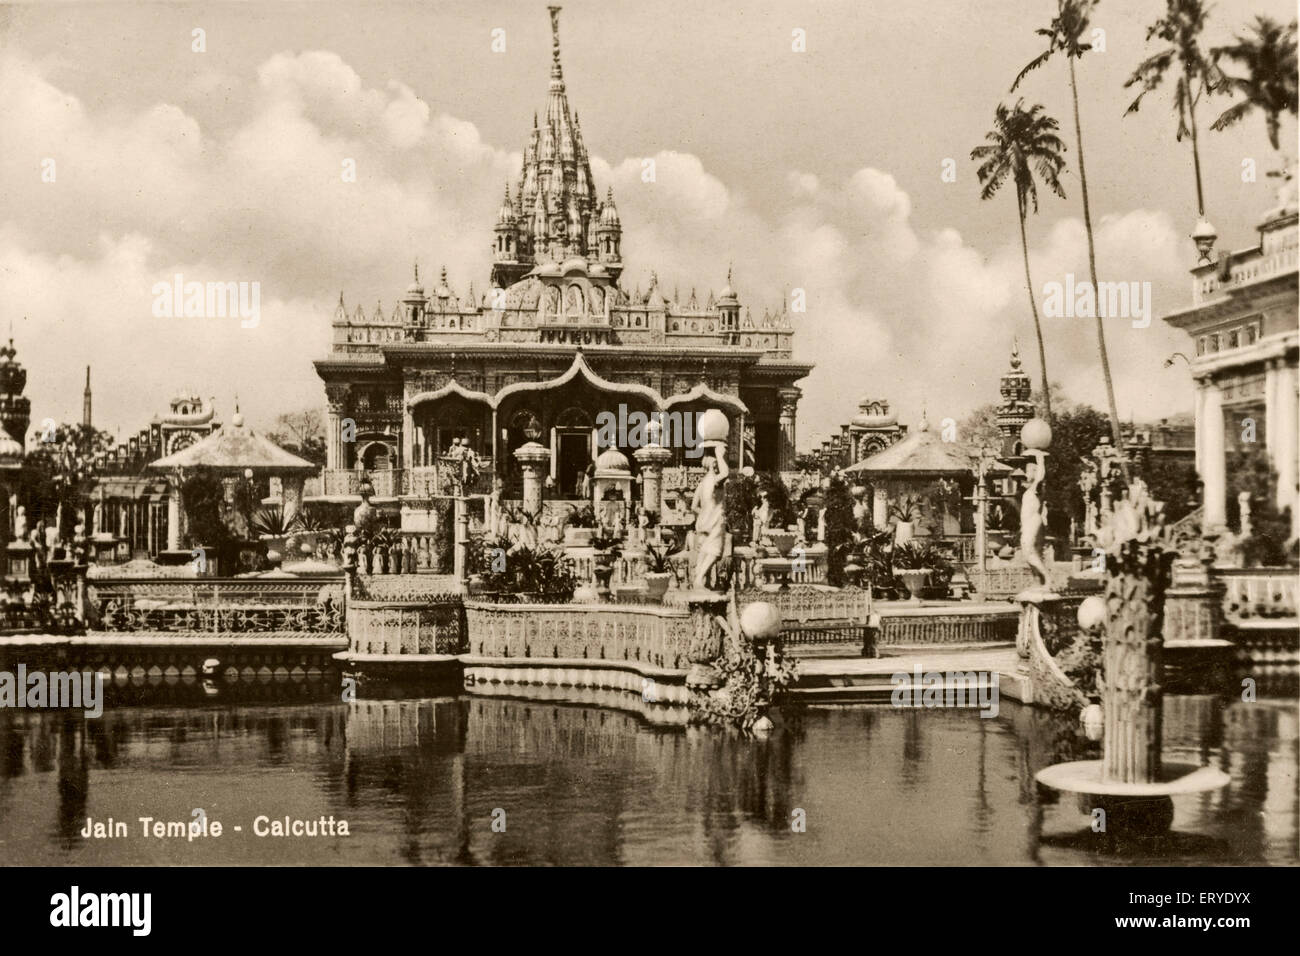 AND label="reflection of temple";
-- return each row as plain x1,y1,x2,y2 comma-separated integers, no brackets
312,8,811,506
1161,169,1299,538
88,388,221,557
